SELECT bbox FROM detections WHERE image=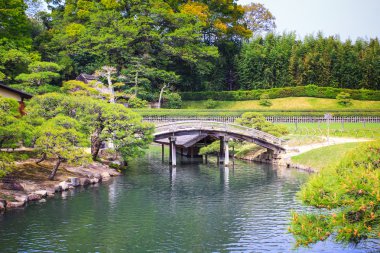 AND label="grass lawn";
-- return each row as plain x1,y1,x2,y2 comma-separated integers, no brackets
278,122,380,138
291,142,362,171
182,97,380,110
